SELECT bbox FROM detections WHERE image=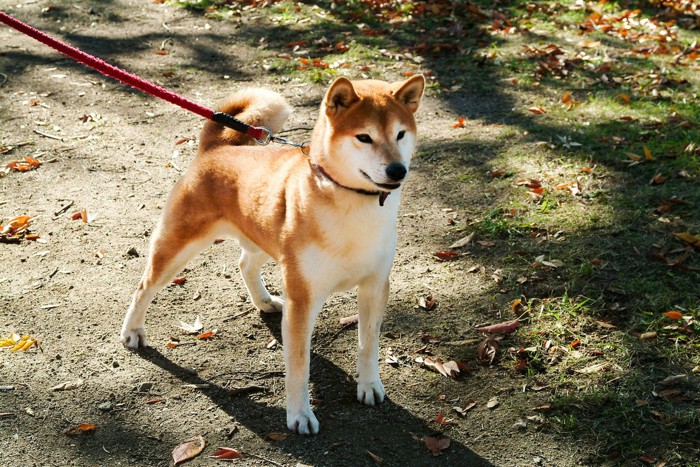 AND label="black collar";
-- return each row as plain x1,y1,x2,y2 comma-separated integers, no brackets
311,162,389,206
